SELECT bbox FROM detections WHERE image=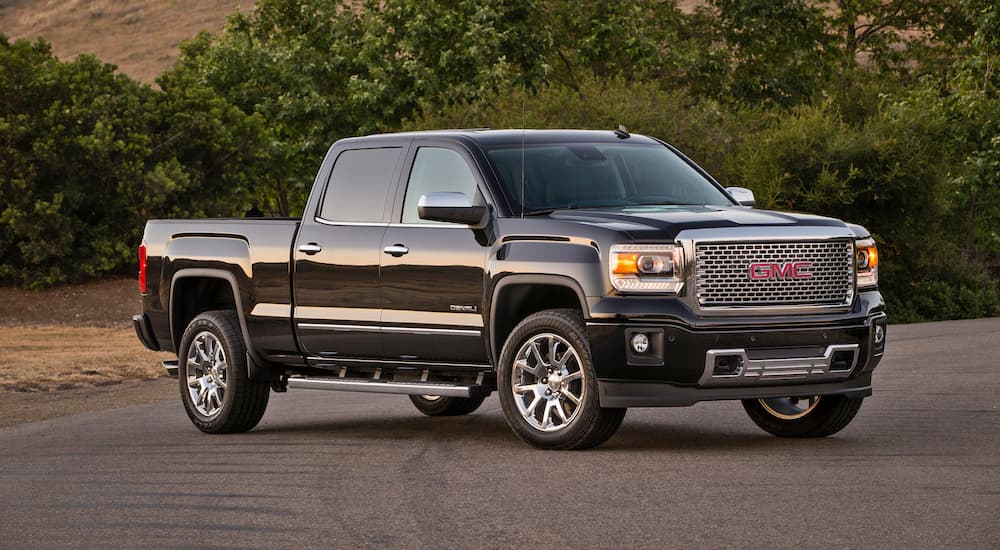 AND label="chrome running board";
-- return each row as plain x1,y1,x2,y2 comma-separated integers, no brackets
287,374,485,398
162,360,179,378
